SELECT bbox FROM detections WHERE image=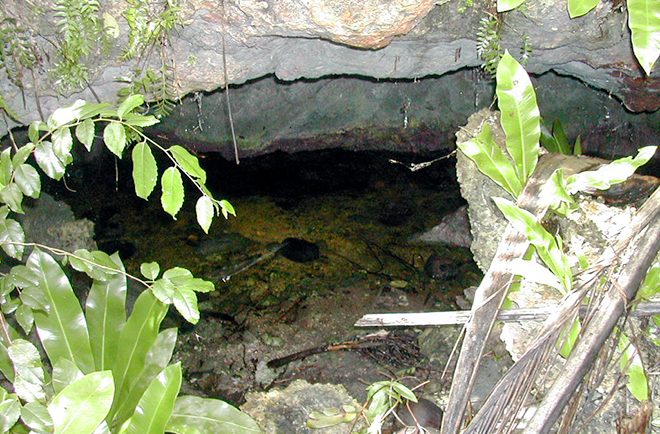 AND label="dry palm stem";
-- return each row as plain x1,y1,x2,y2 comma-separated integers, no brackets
462,186,659,433
440,154,599,434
